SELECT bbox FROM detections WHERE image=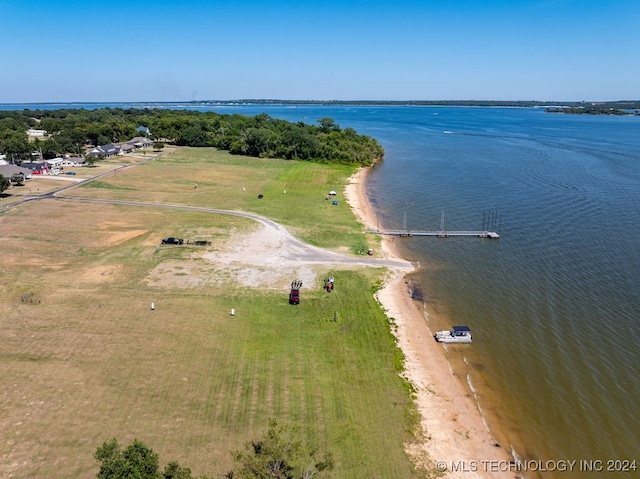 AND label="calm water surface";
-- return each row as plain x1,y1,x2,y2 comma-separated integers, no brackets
4,103,638,477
